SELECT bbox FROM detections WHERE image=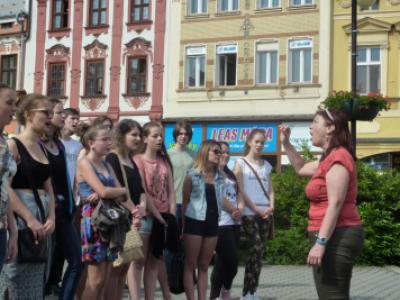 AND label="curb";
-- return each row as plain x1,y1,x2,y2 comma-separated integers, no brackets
385,265,400,275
